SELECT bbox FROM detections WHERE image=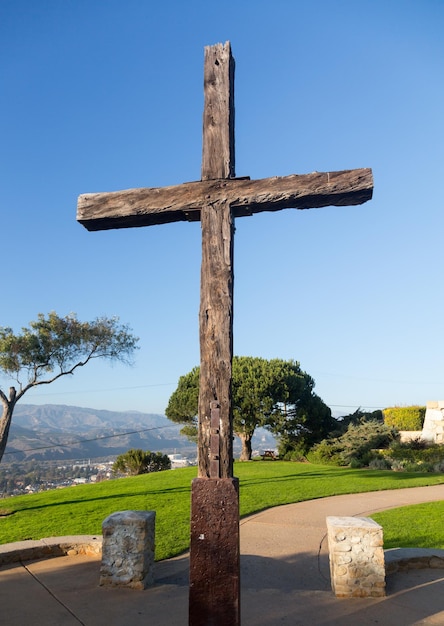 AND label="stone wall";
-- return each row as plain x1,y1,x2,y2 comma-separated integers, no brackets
421,401,444,443
385,547,444,574
399,430,422,443
327,516,385,598
0,536,102,566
